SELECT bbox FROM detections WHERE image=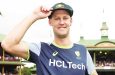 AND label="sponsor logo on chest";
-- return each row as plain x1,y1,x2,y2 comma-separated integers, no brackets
49,59,85,70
